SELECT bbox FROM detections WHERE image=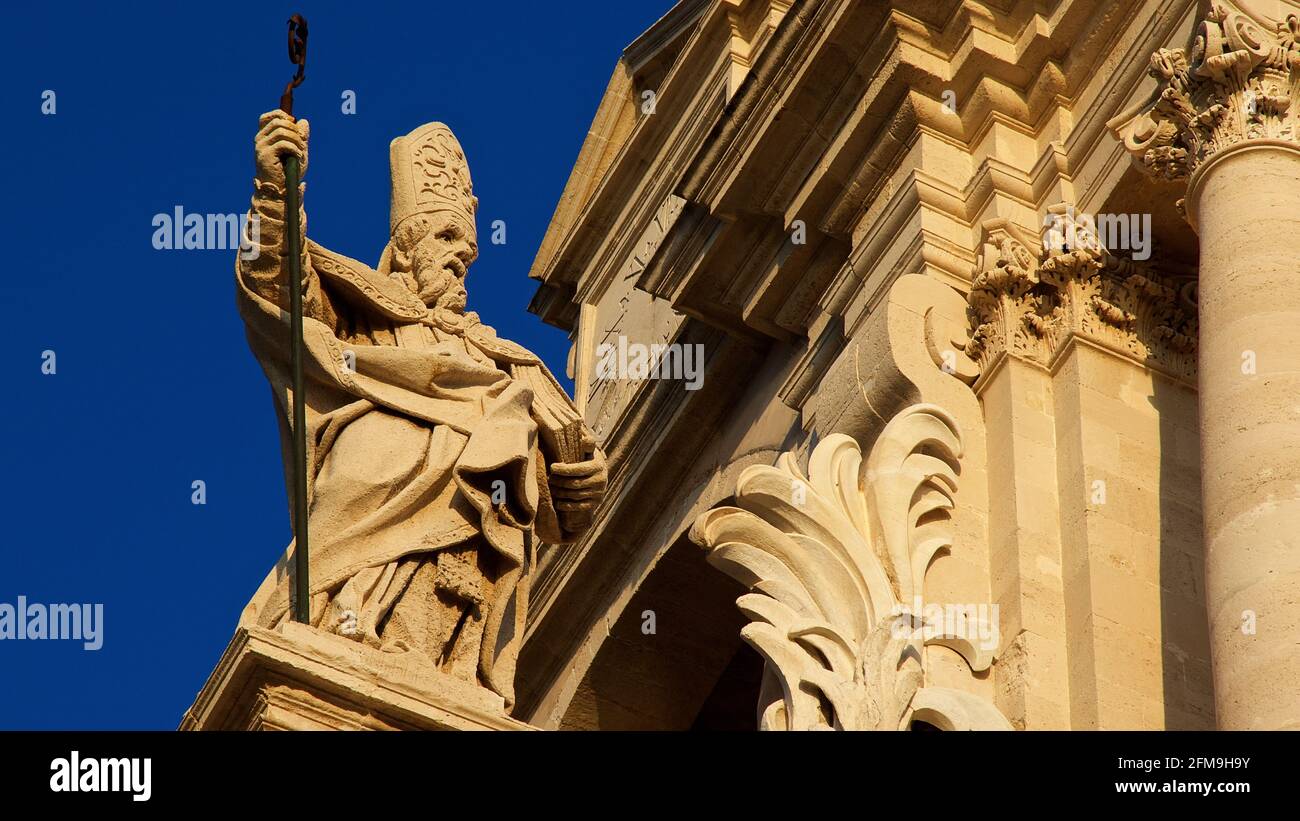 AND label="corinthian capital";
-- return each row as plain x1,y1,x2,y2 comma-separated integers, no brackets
1118,2,1300,181
964,208,1198,381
